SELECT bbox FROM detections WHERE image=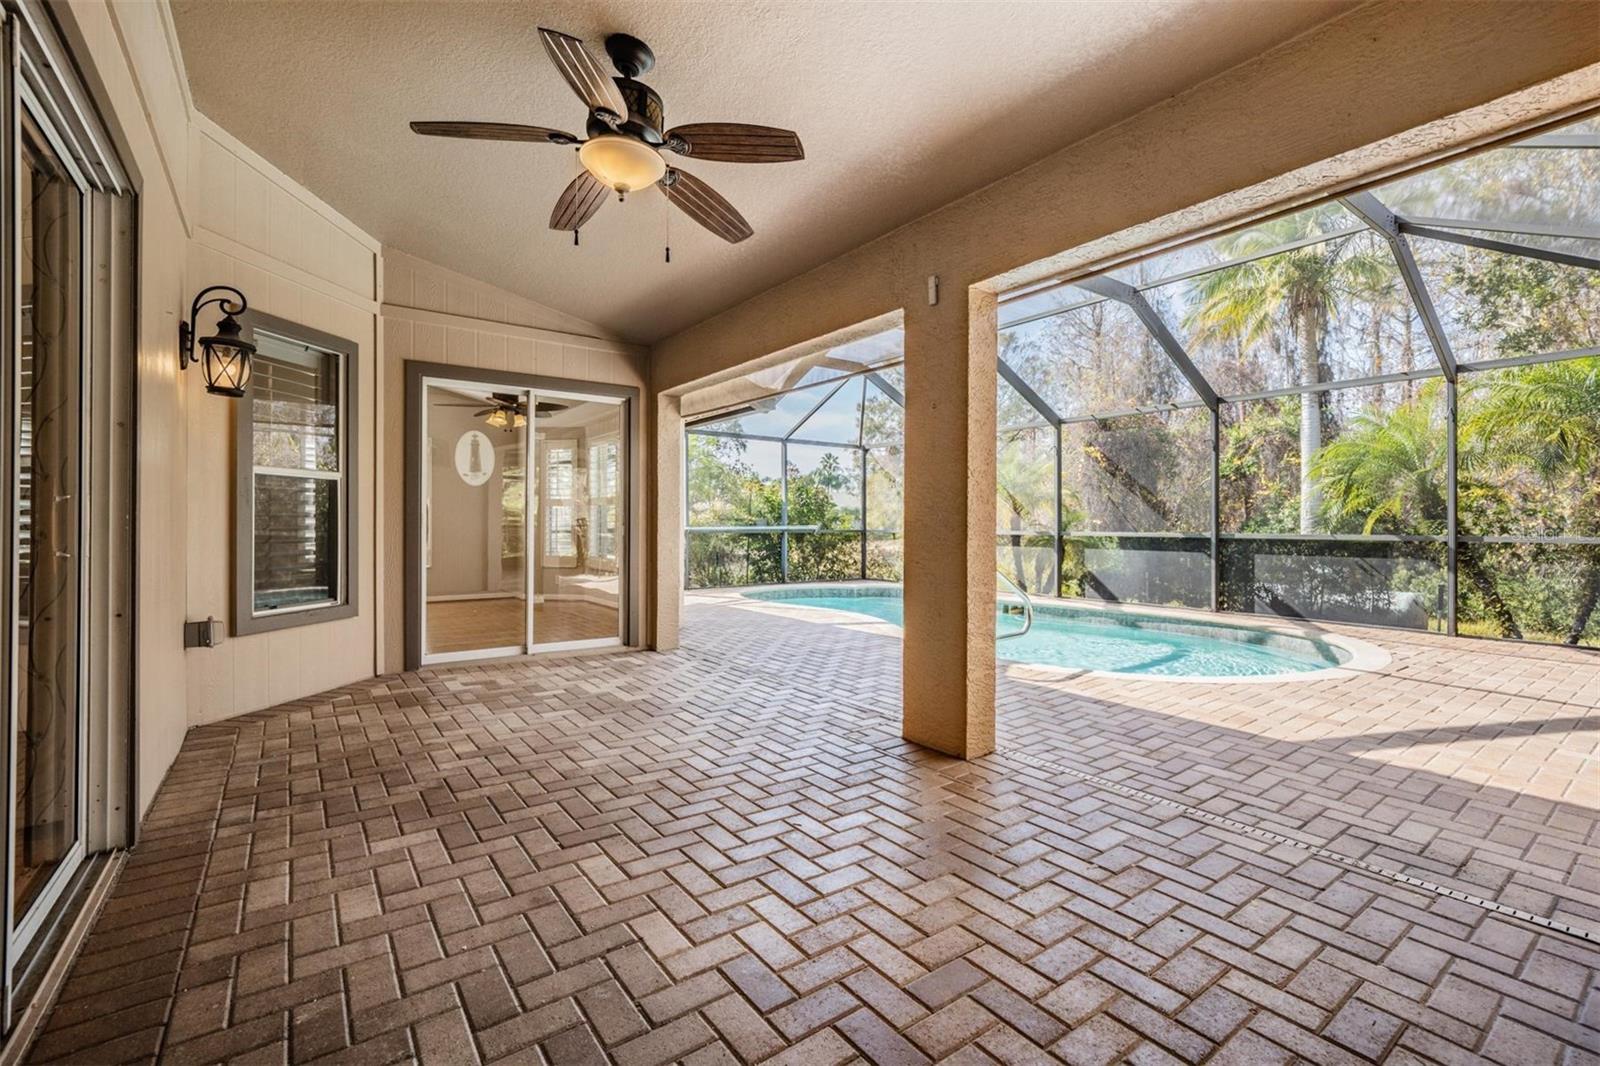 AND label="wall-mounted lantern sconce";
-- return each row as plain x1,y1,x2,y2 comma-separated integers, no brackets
179,285,256,397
